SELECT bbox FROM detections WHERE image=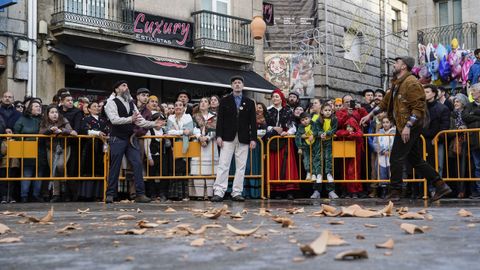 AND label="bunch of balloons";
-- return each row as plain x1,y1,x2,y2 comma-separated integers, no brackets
414,38,476,88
